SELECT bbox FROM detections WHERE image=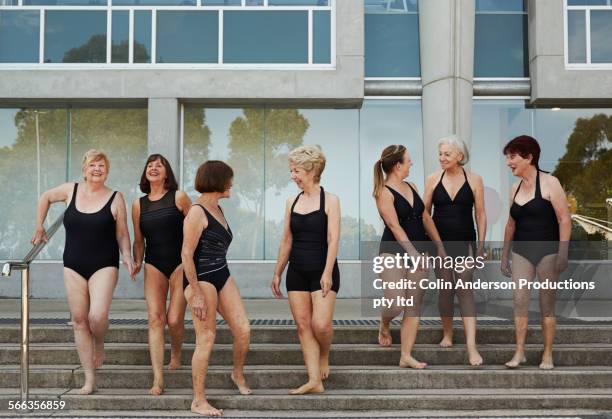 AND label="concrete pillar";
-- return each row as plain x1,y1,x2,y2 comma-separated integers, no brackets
147,98,181,176
419,0,475,176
